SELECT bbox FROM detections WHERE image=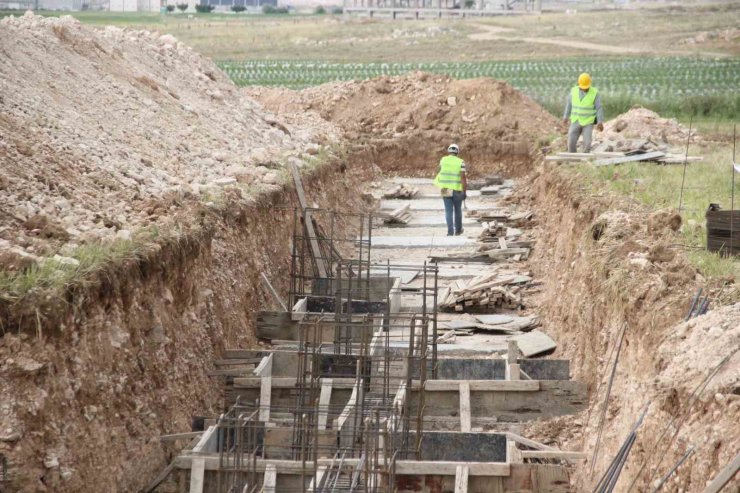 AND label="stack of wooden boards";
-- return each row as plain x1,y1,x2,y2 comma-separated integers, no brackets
546,140,702,167
471,209,534,227
381,203,413,225
438,270,533,313
436,314,540,342
383,183,419,199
